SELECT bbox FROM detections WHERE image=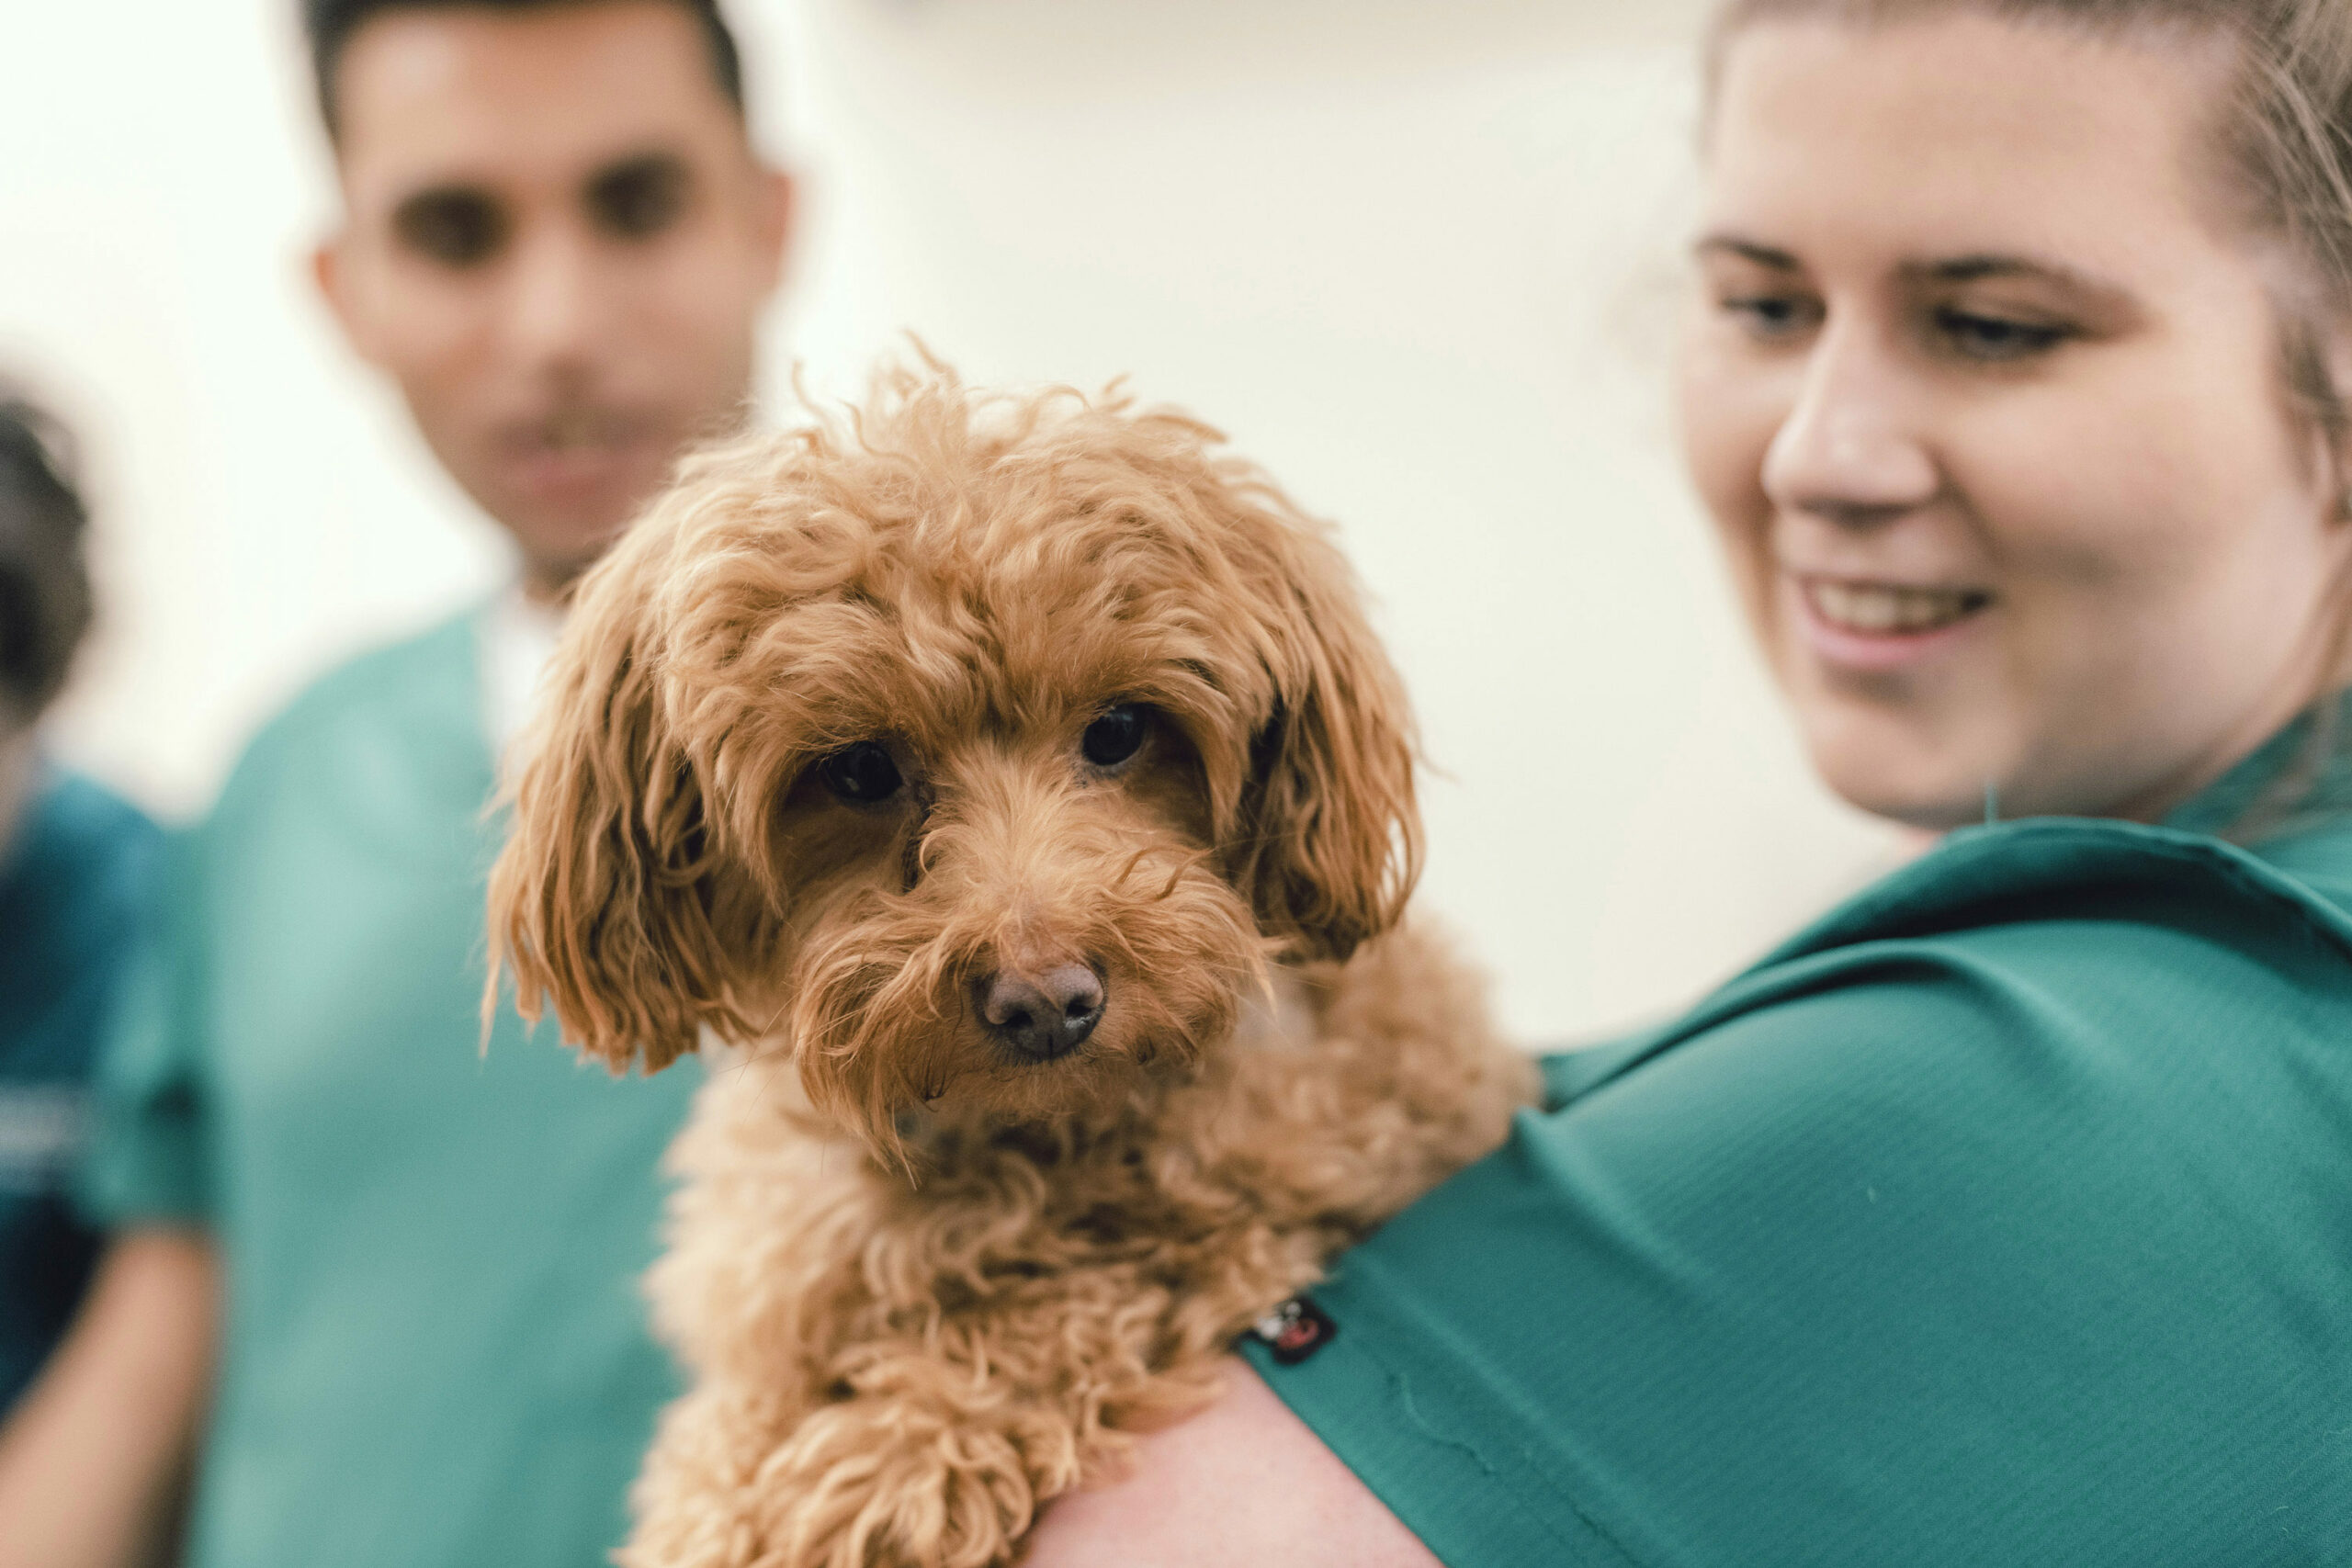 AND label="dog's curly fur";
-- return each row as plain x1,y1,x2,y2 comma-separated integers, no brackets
488,363,1537,1568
